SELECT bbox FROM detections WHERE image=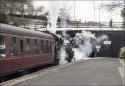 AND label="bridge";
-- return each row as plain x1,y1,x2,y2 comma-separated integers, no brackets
55,28,125,57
